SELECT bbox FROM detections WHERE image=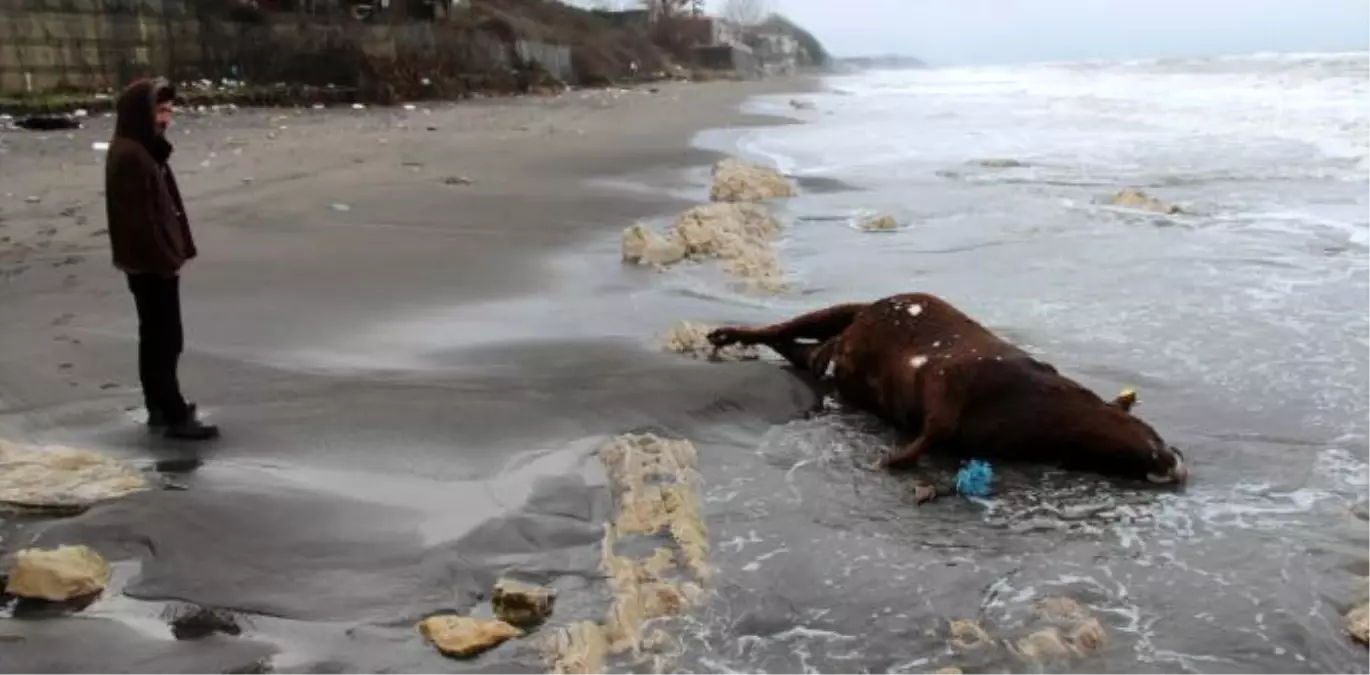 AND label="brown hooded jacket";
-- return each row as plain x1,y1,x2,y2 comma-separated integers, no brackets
105,77,197,275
